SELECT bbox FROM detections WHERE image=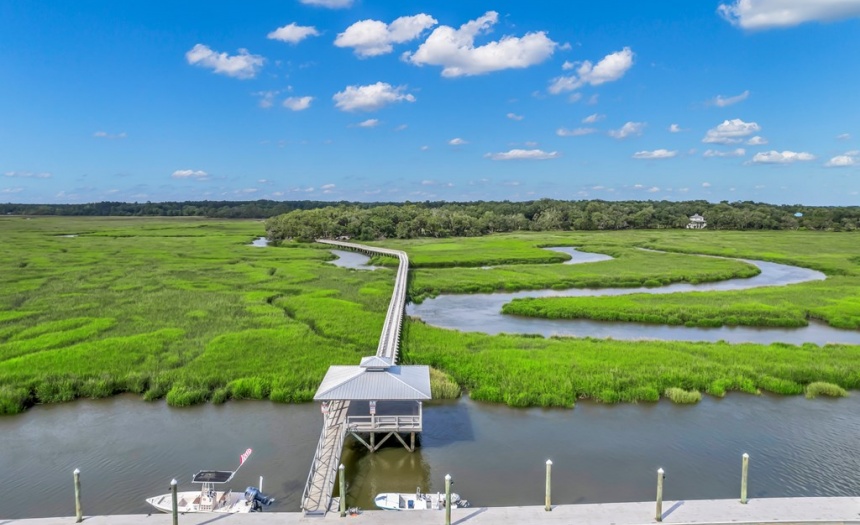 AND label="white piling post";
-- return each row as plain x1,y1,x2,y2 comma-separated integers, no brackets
741,453,749,504
545,459,552,511
656,468,664,522
259,476,263,493
445,474,452,525
73,468,82,523
171,479,178,525
339,464,346,517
